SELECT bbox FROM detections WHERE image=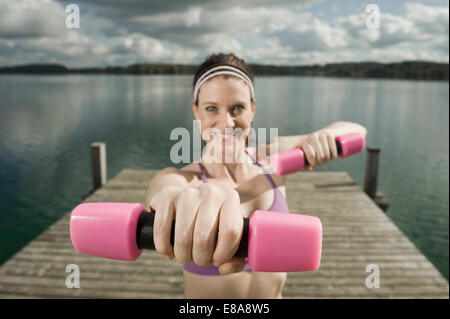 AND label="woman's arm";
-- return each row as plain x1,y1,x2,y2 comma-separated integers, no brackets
277,121,367,153
315,121,367,138
256,121,367,169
